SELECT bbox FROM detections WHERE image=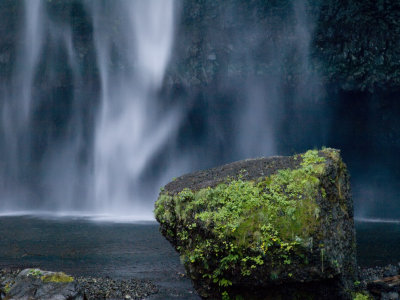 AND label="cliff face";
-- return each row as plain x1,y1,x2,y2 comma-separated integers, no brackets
0,1,20,81
168,0,320,88
313,0,400,92
1,0,399,93
169,0,400,93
